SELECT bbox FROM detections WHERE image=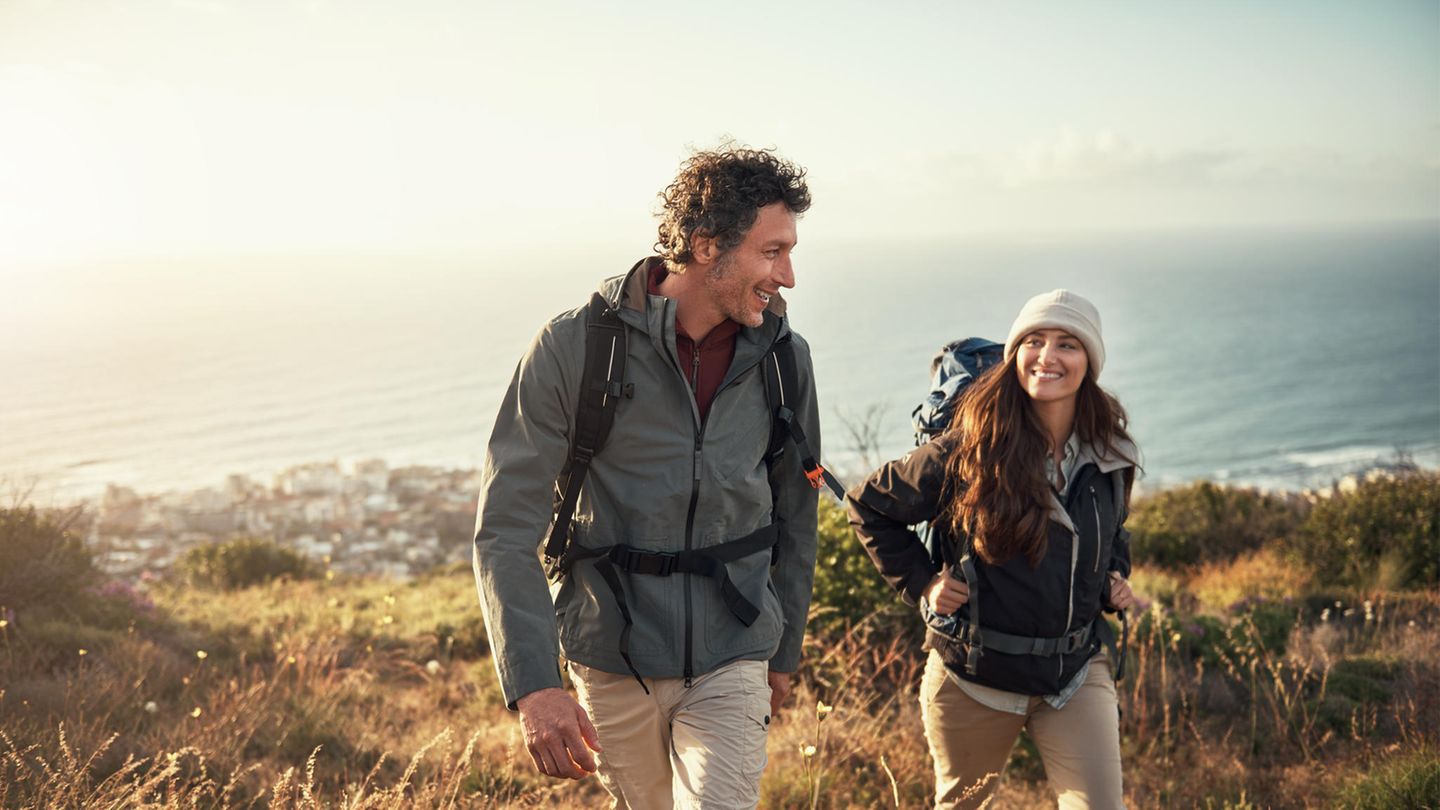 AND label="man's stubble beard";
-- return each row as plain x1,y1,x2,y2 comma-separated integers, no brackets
703,250,762,328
